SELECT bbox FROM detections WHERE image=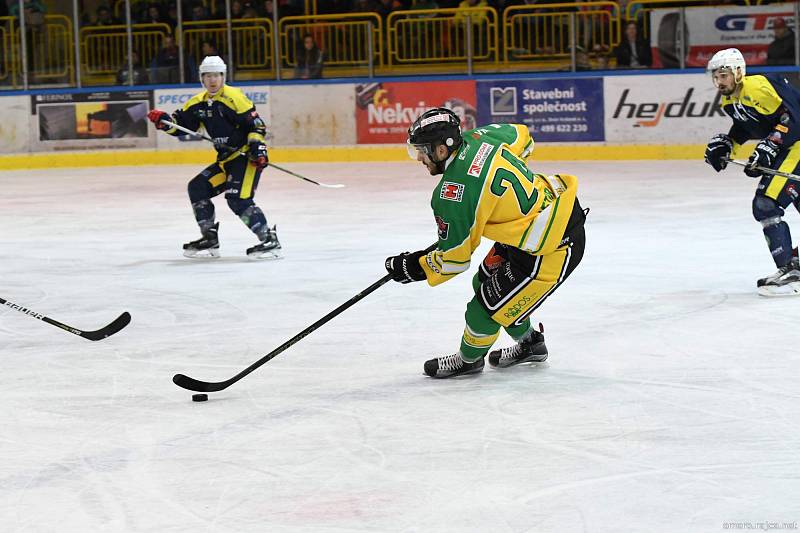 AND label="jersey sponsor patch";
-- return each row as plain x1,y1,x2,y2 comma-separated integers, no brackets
435,215,449,240
776,124,789,133
468,142,493,177
440,181,464,202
